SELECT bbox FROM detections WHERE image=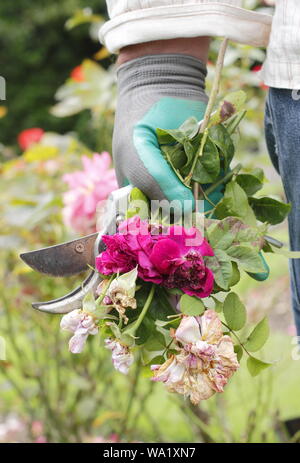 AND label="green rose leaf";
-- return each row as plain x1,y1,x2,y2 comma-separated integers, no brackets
223,292,247,331
230,262,241,287
244,317,270,352
236,173,263,196
192,137,220,184
126,187,149,219
82,290,96,312
209,124,235,171
179,116,200,139
211,296,223,313
180,294,205,316
156,116,199,144
129,187,149,203
144,332,167,352
247,356,272,377
214,181,257,227
207,217,262,251
141,350,166,366
161,144,187,170
207,221,234,250
226,245,265,273
234,344,243,362
249,197,291,225
206,249,233,290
